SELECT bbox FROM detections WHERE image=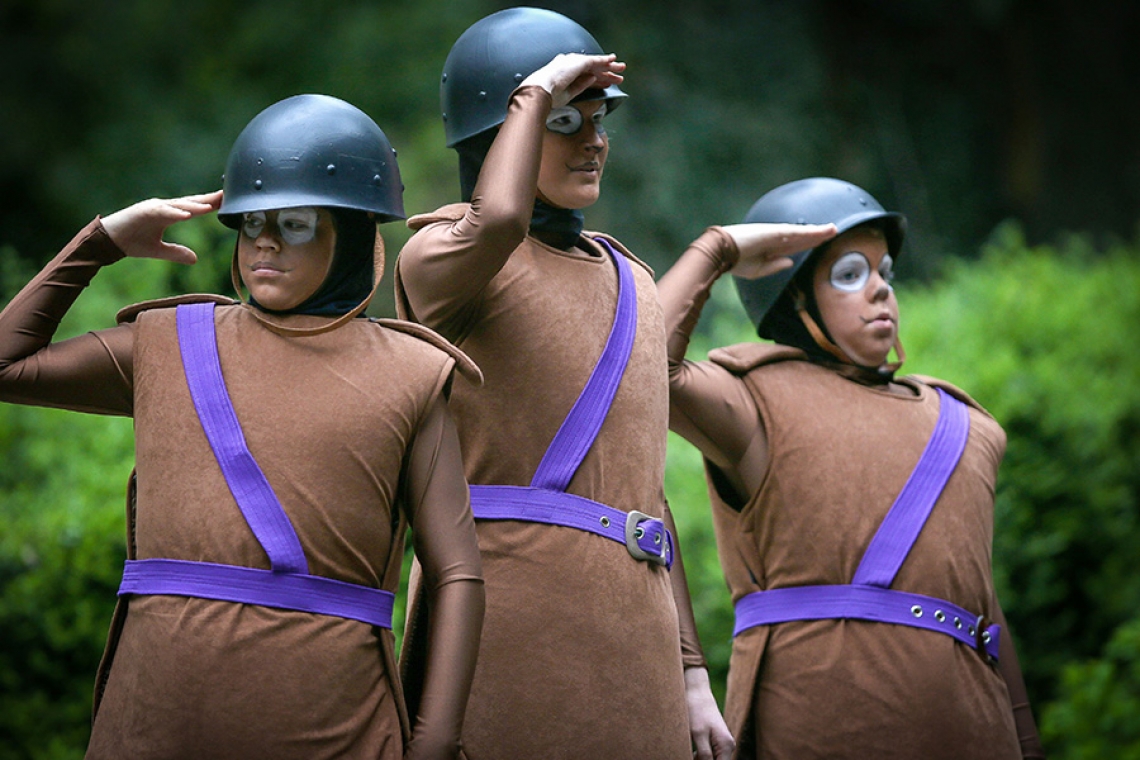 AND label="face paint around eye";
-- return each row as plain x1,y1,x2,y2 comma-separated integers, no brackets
879,253,895,283
276,207,319,245
241,211,267,239
829,251,871,292
546,106,583,135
